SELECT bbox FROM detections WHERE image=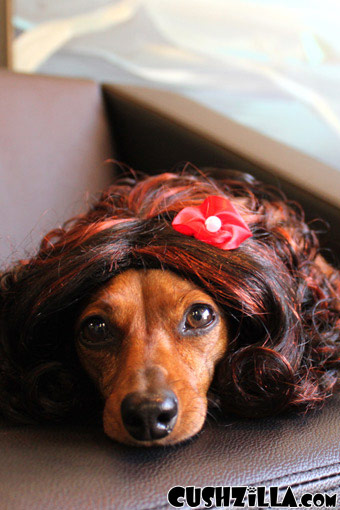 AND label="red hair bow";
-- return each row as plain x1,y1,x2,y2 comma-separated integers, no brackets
172,195,252,250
